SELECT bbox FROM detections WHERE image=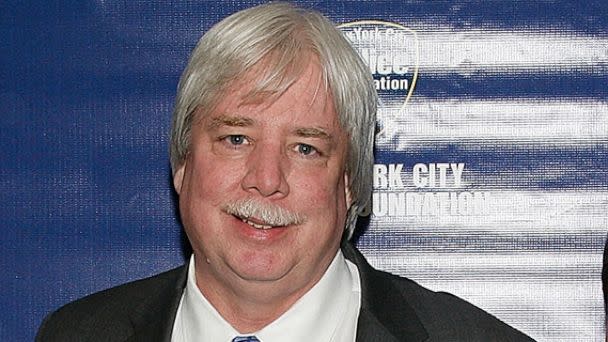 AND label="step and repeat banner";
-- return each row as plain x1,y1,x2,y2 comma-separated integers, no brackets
2,1,606,341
